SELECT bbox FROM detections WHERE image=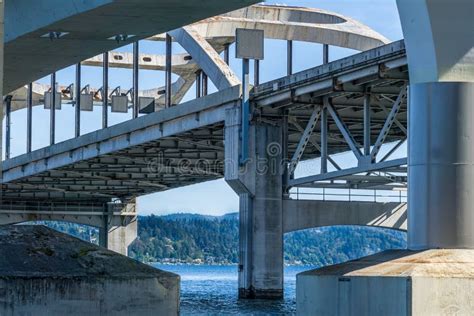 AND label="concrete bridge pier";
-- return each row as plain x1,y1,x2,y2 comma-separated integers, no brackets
297,1,474,314
99,203,138,257
225,107,284,299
